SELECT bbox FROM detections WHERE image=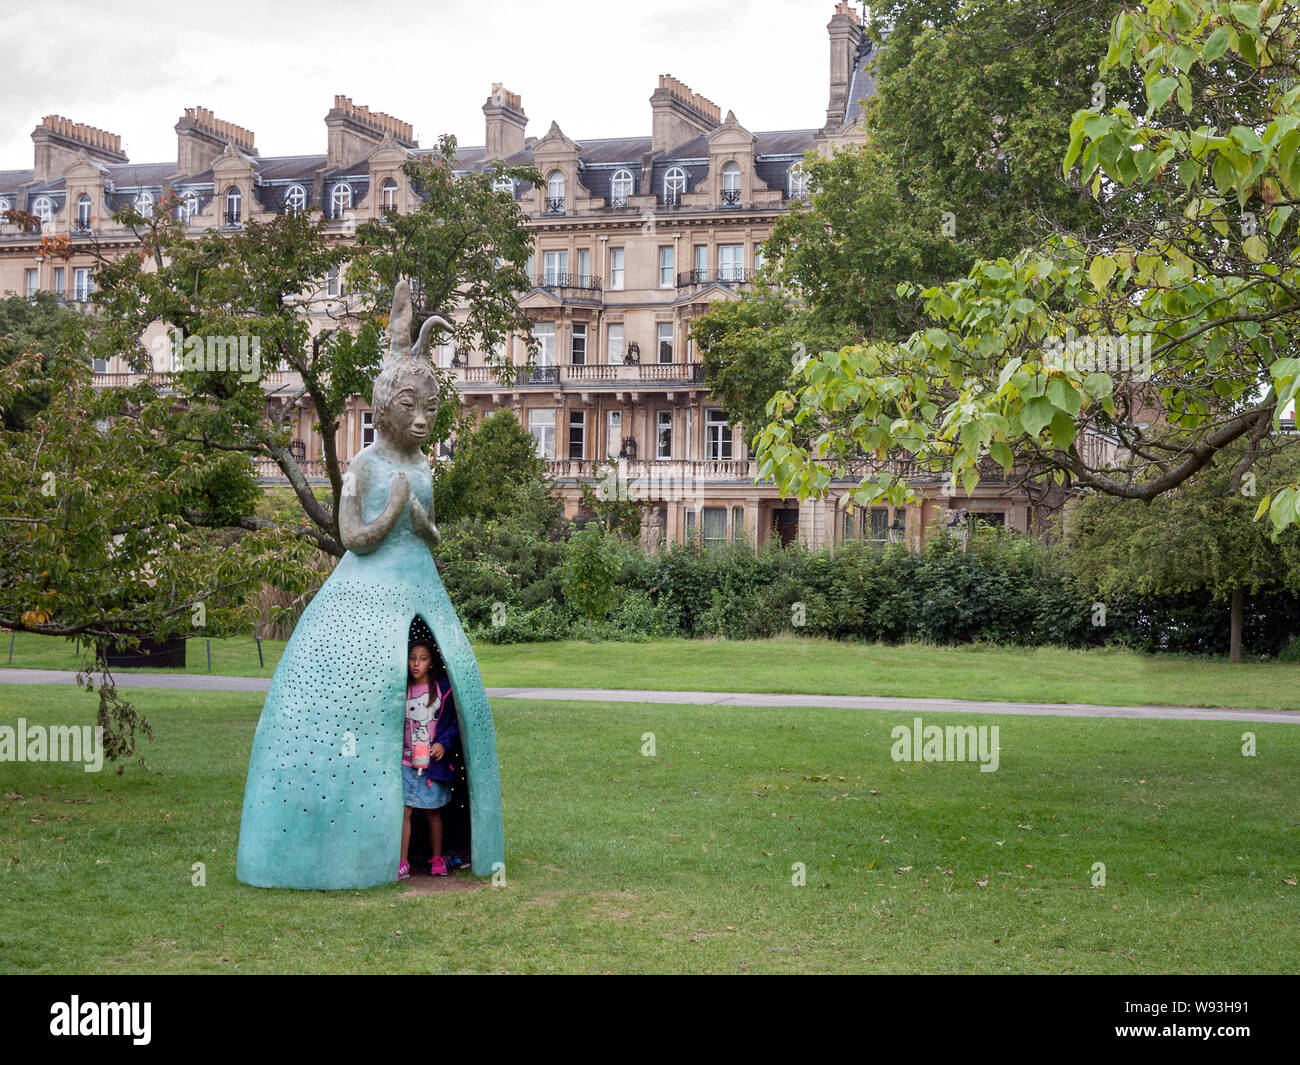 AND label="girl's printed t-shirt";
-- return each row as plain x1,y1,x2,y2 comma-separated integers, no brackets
400,681,452,764
403,681,437,768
